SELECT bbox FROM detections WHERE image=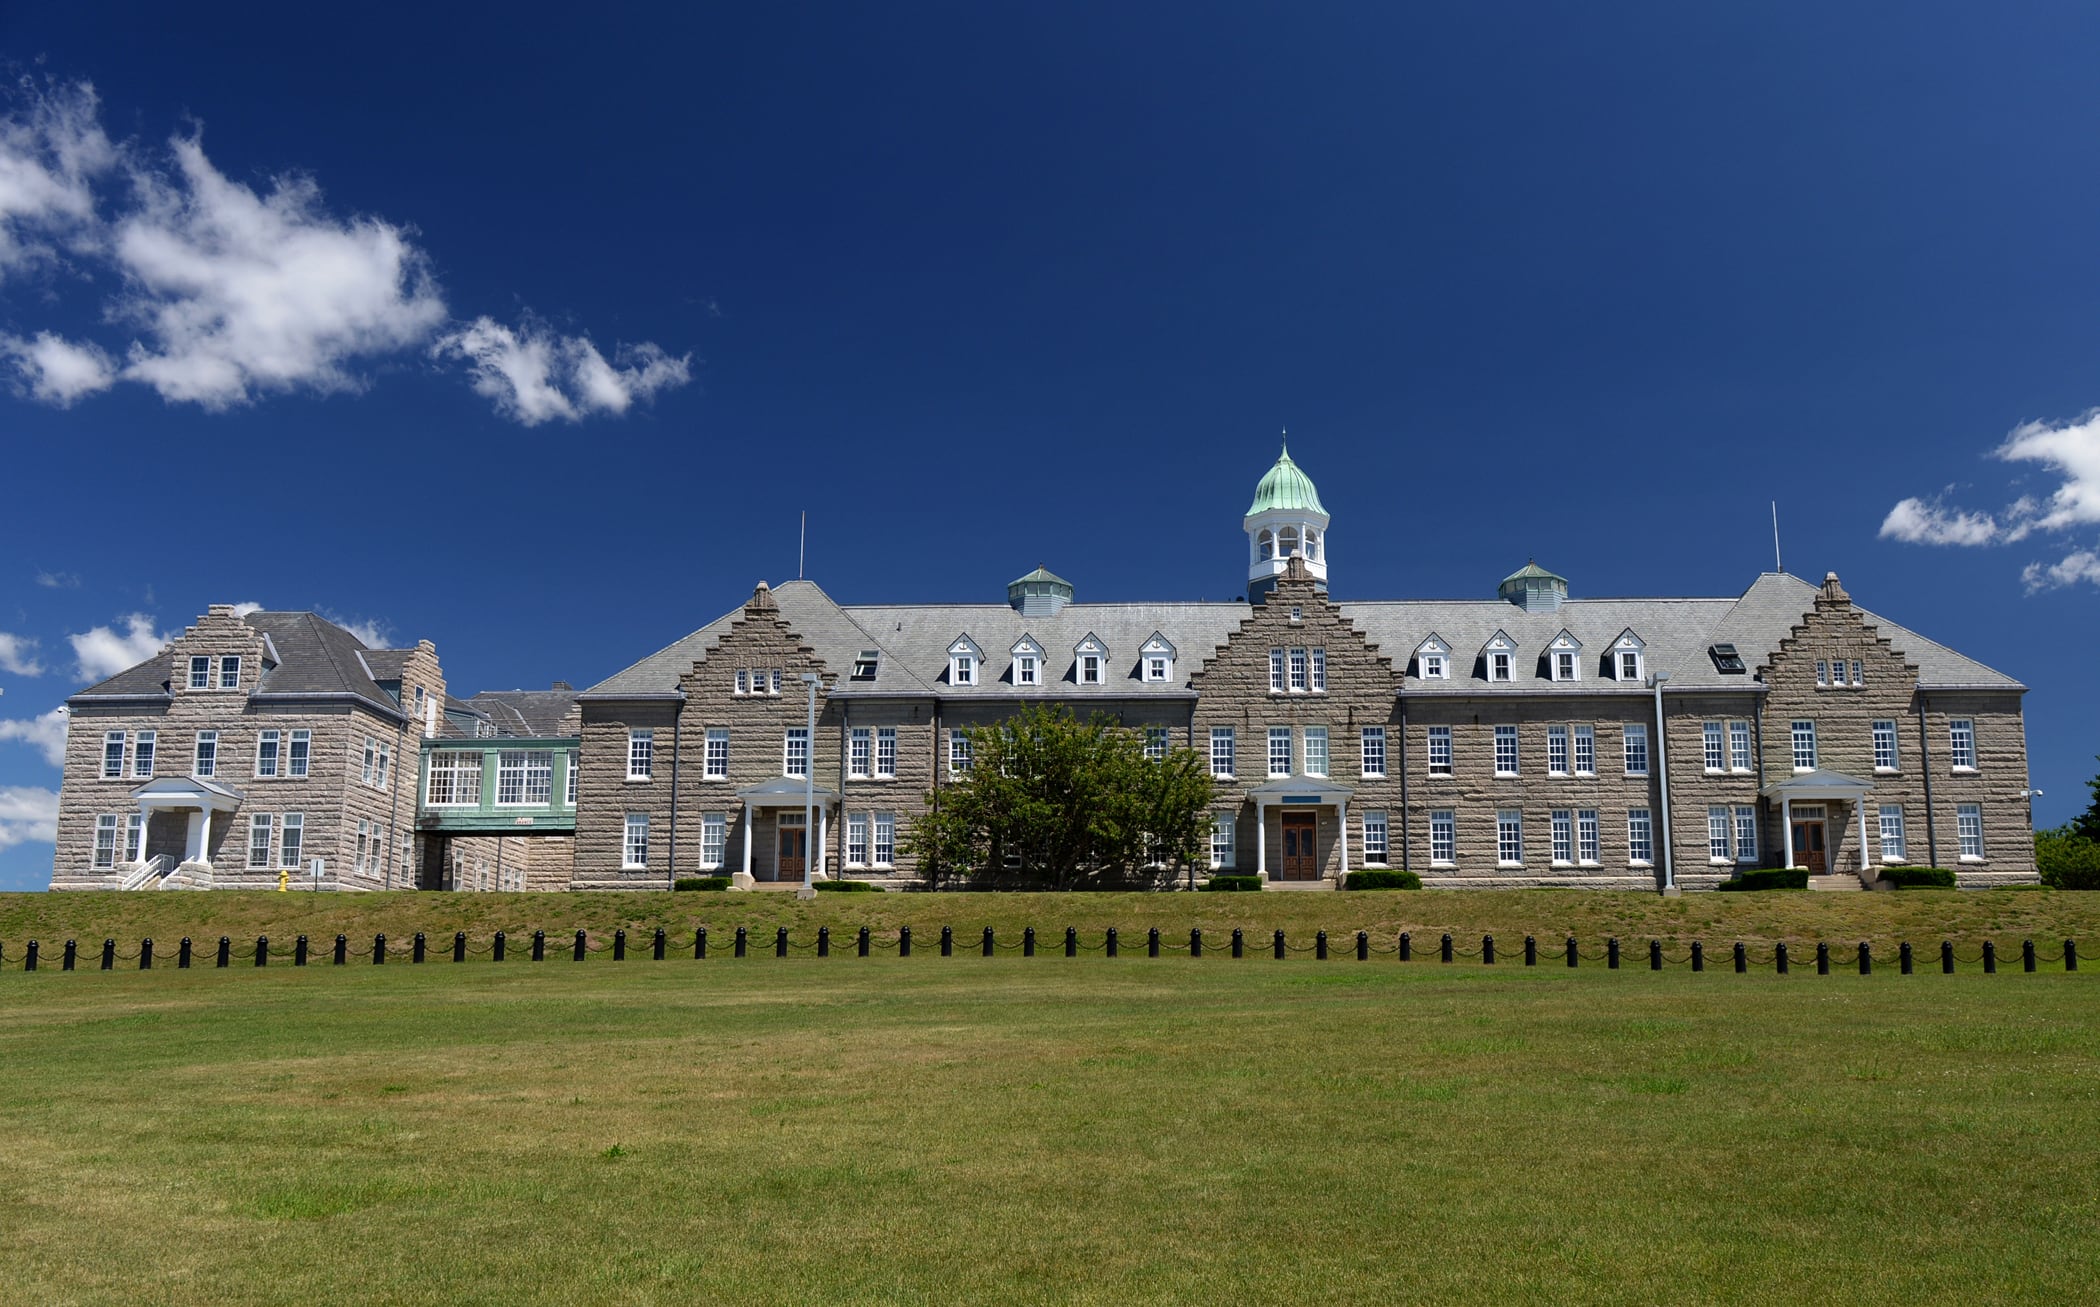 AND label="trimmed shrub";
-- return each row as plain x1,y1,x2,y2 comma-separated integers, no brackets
1344,869,1422,890
1717,868,1809,892
813,879,881,892
673,876,730,892
1199,875,1263,892
1879,866,1957,889
2037,829,2100,889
